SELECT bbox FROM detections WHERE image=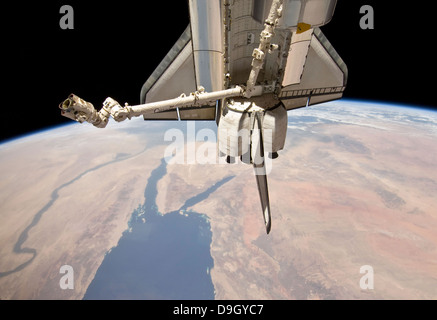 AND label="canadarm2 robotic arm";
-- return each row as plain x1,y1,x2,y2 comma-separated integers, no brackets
59,86,243,128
